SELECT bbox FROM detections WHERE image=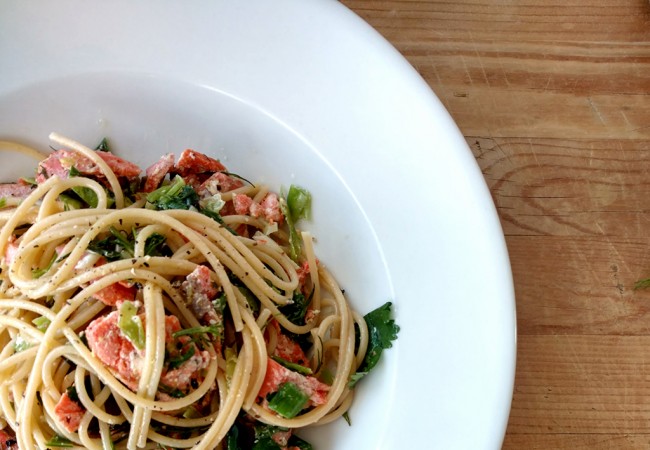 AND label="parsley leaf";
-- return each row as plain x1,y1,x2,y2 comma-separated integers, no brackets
349,301,399,388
